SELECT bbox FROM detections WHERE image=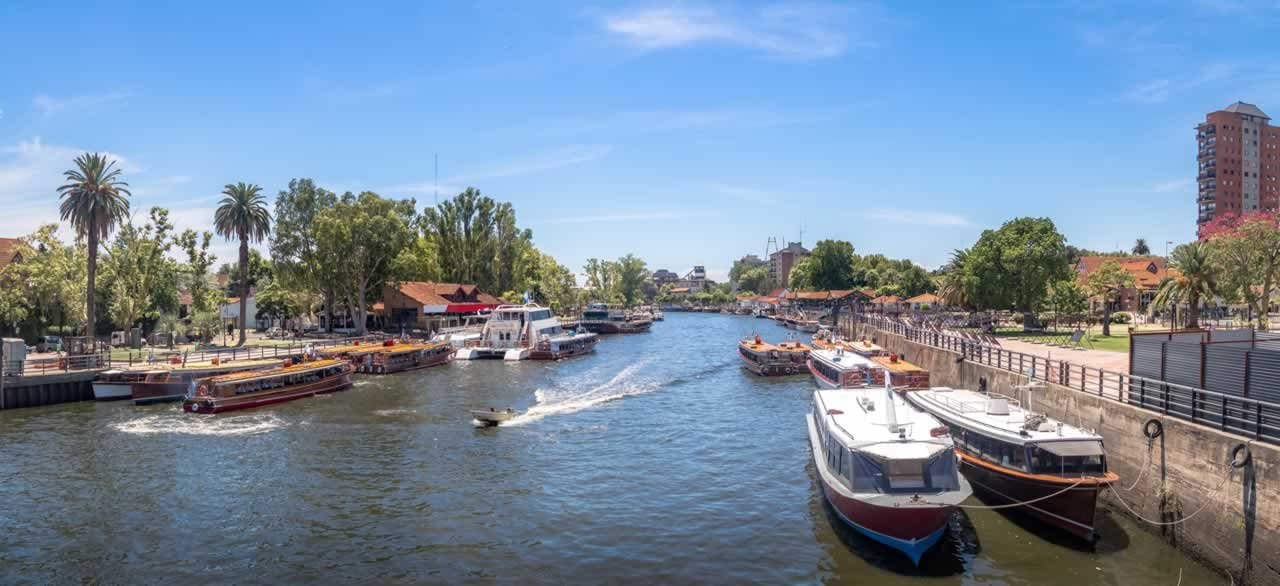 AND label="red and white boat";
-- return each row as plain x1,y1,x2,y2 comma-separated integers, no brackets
129,358,282,405
183,358,354,414
904,386,1119,541
806,382,971,564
